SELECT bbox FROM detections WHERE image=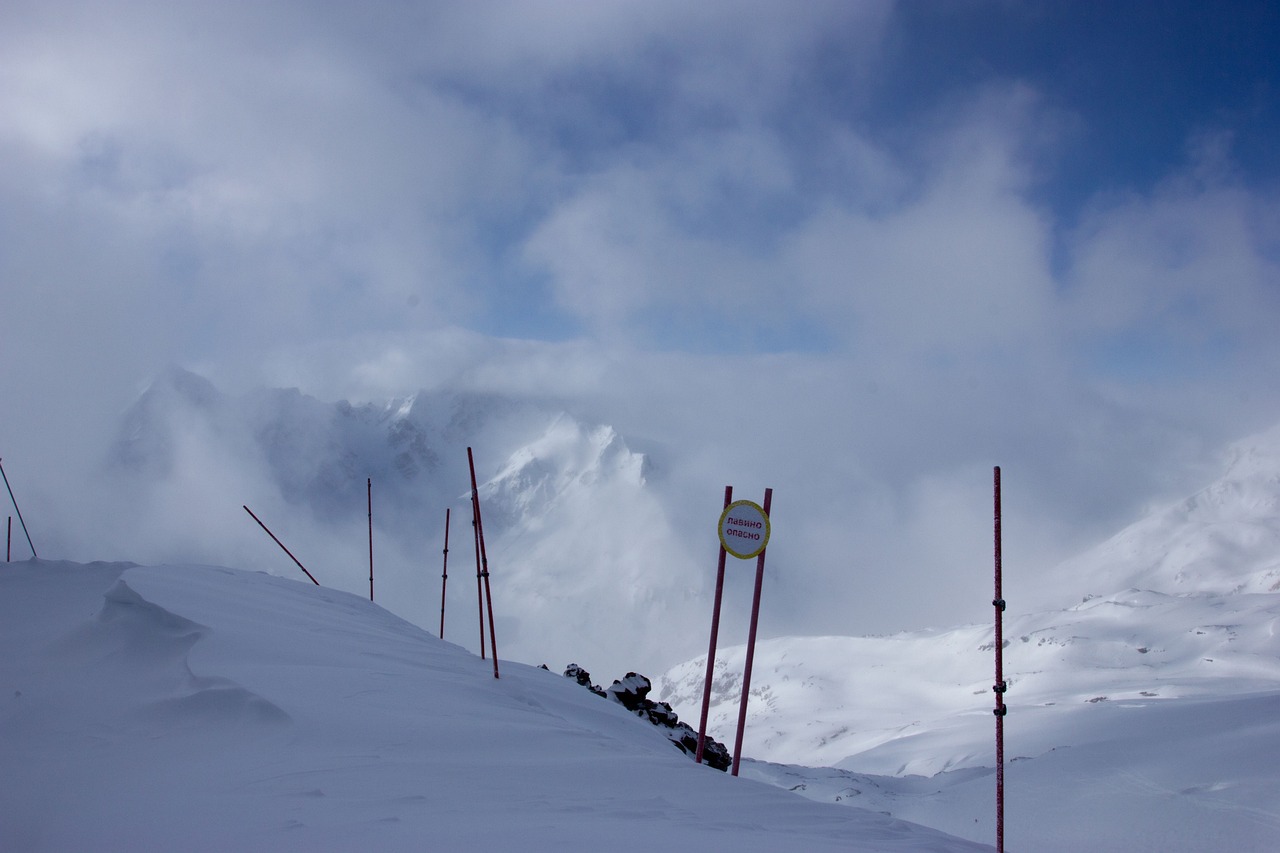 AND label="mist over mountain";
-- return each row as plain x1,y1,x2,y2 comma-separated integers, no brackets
89,367,1280,723
113,366,565,512
103,367,704,677
77,397,1280,850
